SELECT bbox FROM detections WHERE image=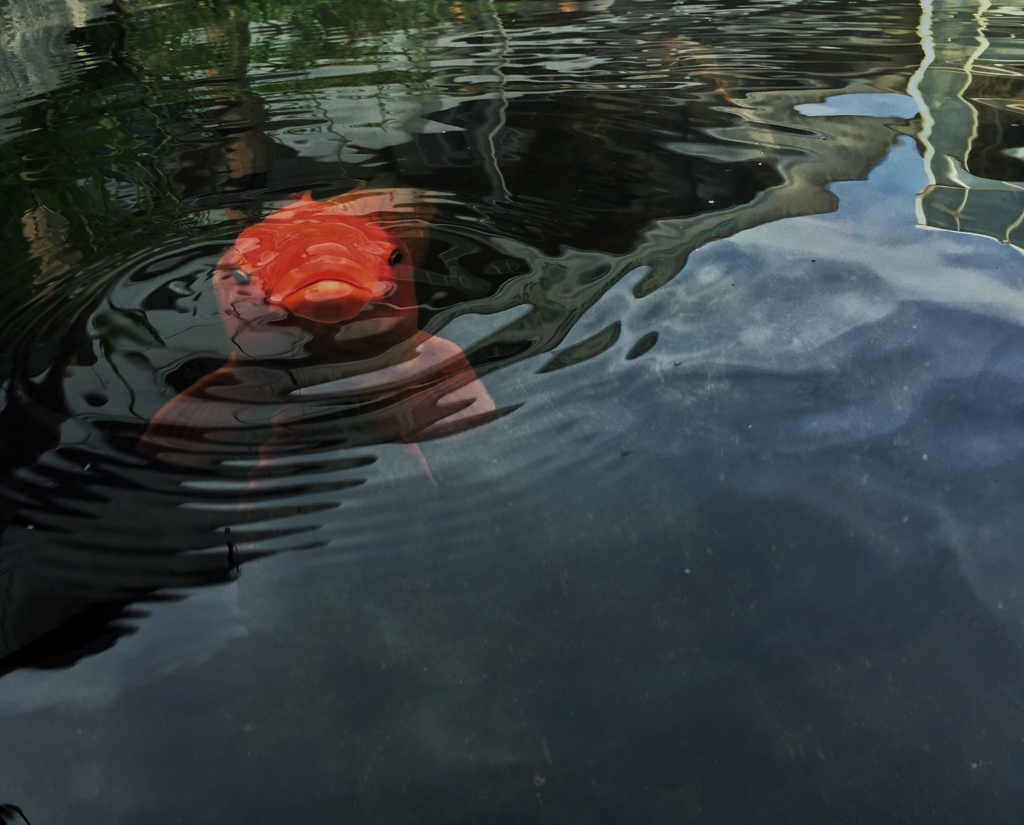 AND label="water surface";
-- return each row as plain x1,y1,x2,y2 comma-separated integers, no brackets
3,0,1024,822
